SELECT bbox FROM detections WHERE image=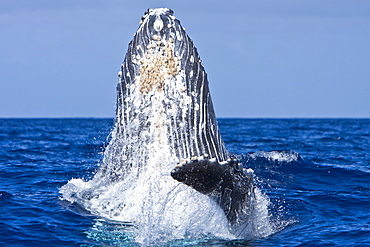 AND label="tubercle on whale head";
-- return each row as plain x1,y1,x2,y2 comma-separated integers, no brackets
137,8,180,42
135,8,186,56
